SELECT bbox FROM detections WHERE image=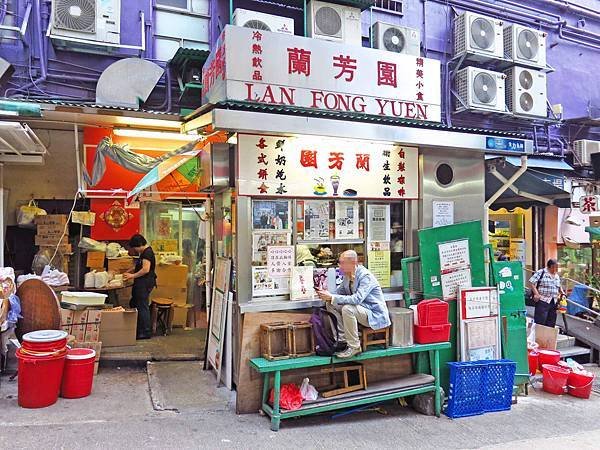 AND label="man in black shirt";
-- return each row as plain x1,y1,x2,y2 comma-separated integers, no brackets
124,234,157,340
